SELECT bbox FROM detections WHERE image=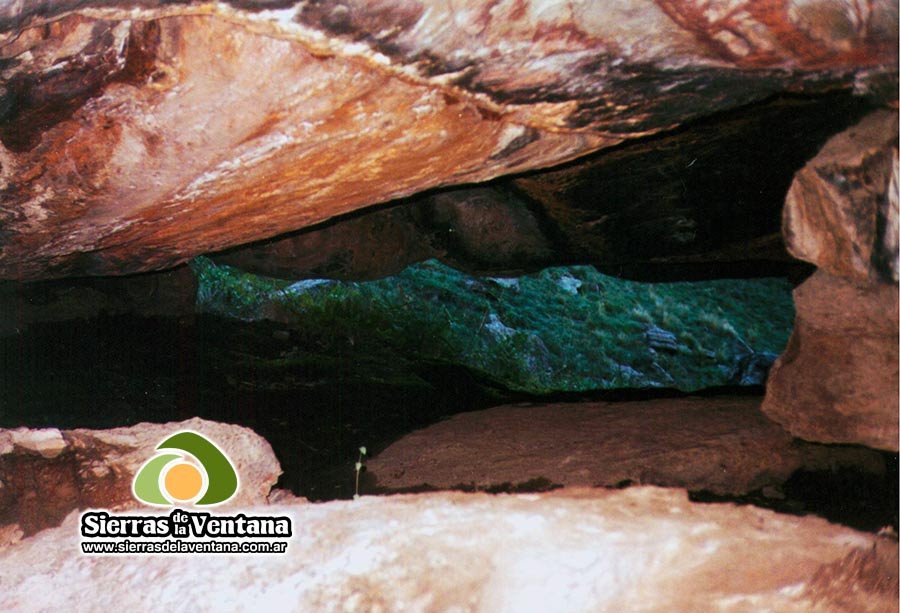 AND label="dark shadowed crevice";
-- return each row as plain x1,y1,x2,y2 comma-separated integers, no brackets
689,453,899,533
